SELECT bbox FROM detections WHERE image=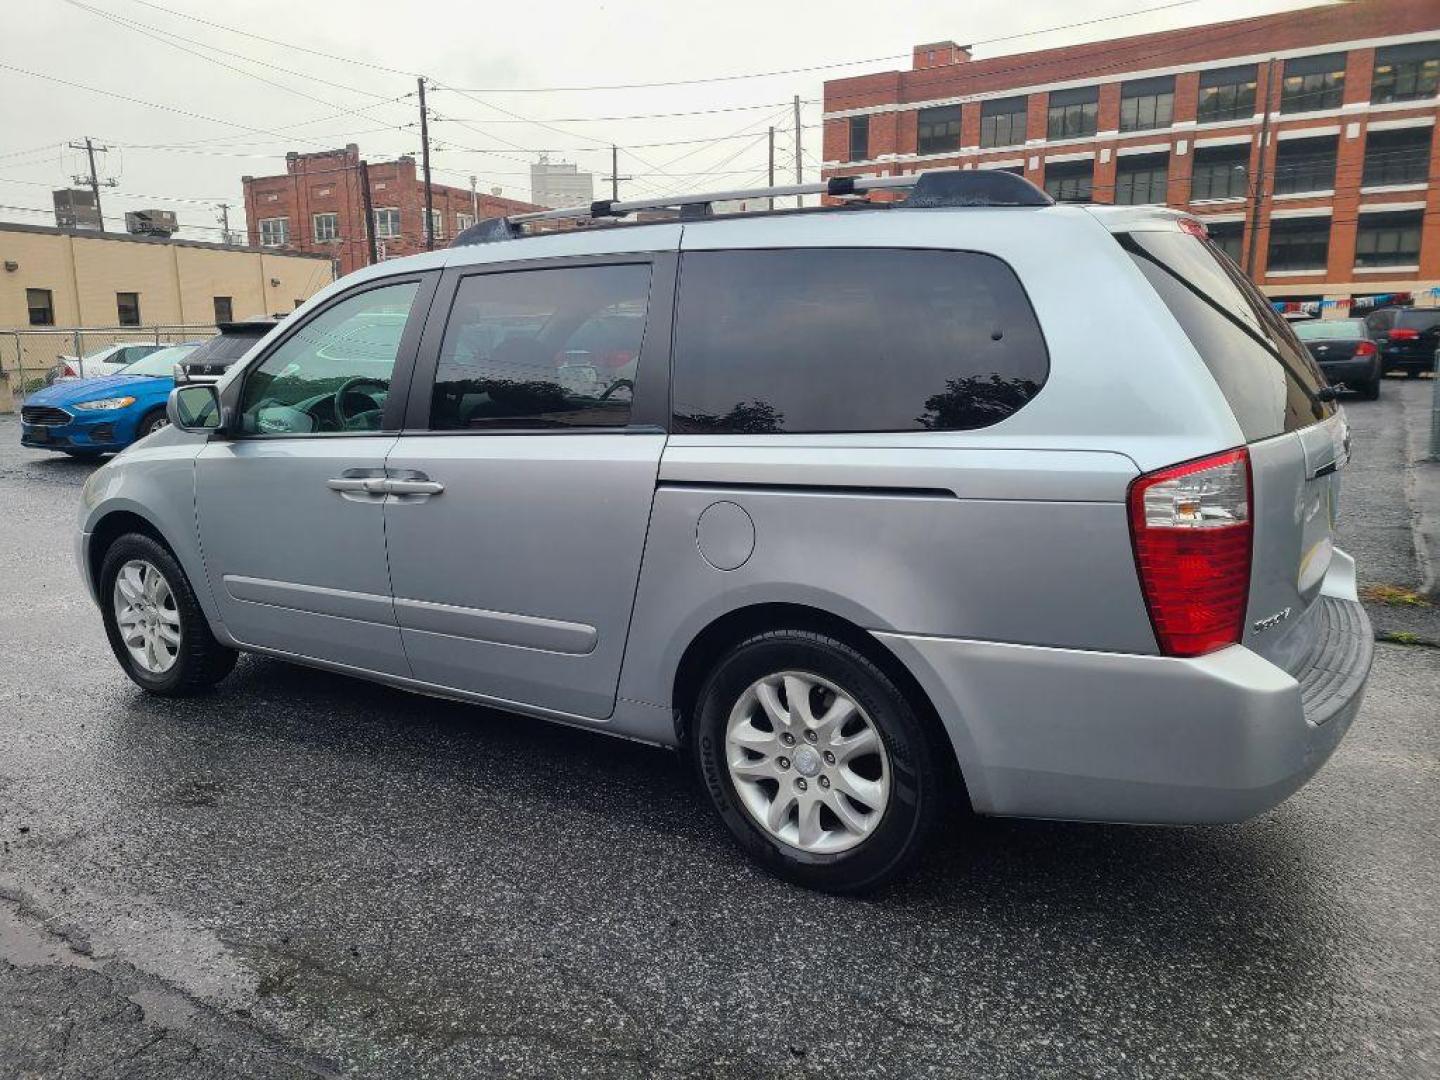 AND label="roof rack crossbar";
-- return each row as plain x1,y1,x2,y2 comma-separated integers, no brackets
450,169,1052,246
